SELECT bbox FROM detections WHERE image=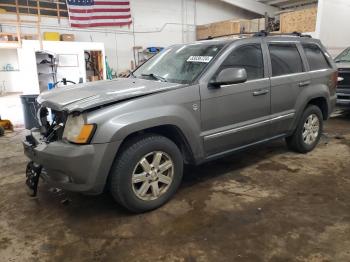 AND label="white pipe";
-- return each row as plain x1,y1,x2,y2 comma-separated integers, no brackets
1,21,196,35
